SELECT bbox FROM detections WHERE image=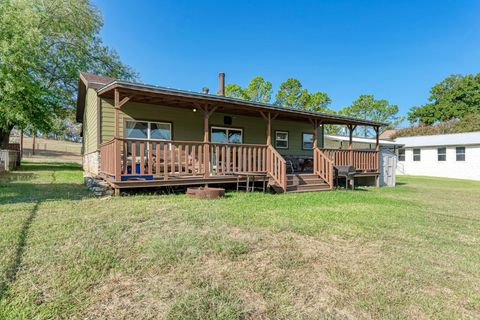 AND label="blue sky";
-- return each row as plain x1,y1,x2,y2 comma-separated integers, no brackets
94,0,480,122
